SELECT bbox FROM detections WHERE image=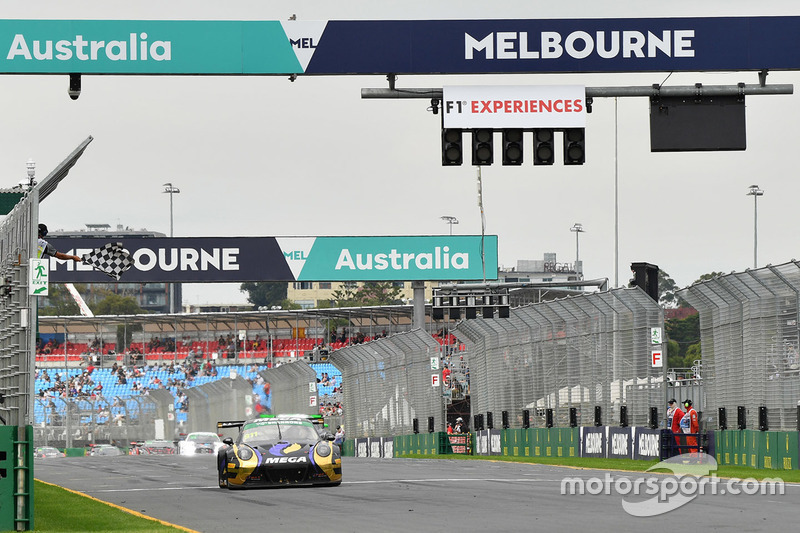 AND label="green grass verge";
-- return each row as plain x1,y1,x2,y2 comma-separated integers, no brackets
33,480,188,532
398,454,800,482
